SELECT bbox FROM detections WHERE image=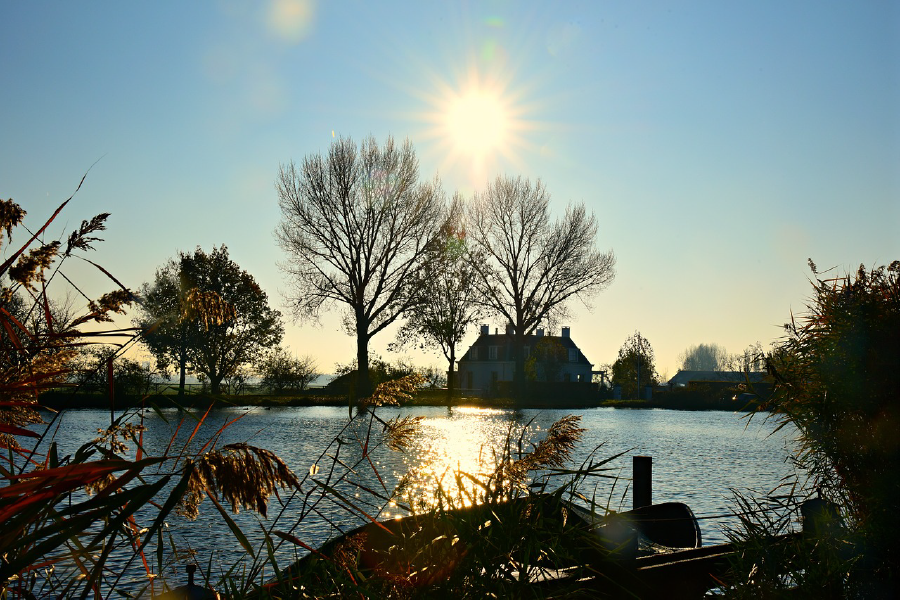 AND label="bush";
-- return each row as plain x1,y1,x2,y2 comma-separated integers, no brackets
71,346,156,398
257,347,318,394
744,260,900,595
